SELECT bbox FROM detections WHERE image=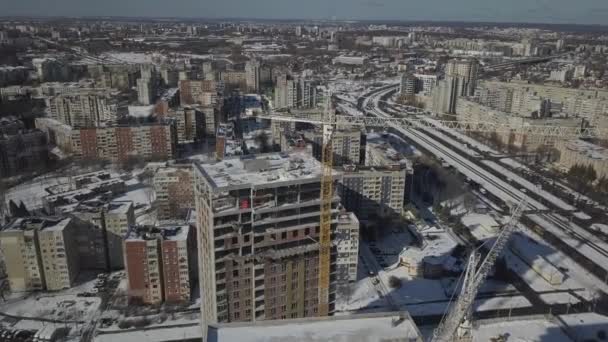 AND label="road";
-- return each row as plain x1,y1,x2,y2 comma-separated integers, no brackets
357,84,608,286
